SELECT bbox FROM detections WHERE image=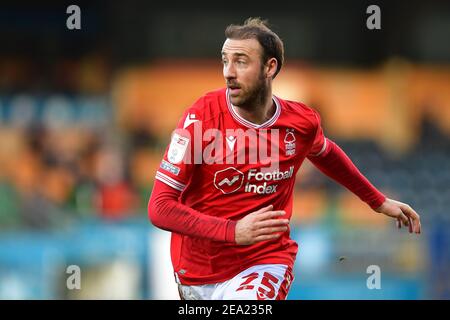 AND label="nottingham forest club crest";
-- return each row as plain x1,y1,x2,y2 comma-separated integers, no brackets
284,129,296,156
